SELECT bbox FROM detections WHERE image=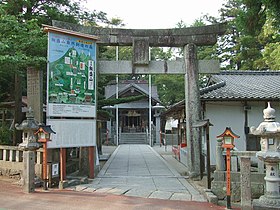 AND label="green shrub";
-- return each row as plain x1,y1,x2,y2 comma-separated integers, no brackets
0,126,13,145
